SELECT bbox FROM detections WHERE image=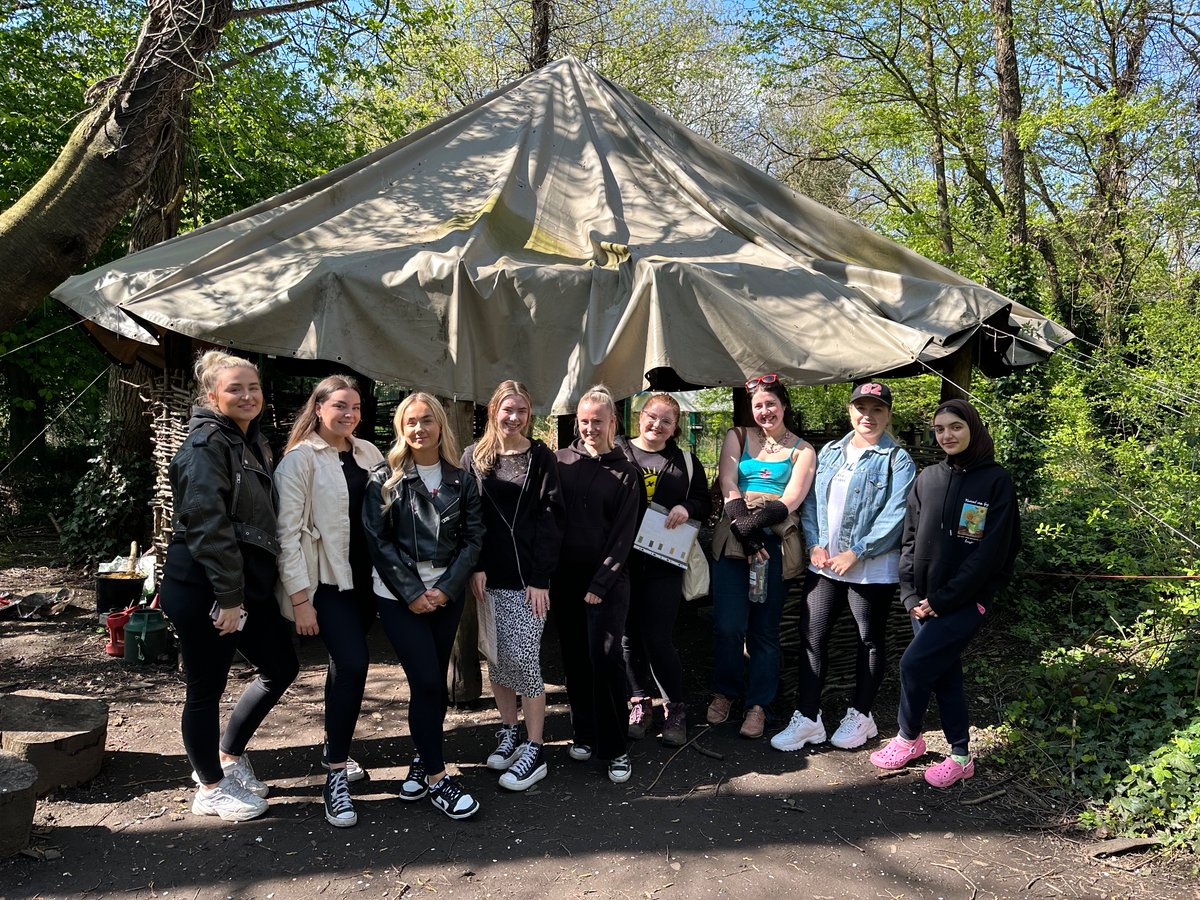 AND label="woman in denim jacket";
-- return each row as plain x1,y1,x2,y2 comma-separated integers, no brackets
771,382,915,753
